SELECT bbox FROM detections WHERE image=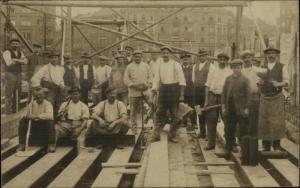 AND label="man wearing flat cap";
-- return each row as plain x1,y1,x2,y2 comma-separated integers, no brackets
257,47,289,151
222,59,251,158
54,87,90,151
88,87,129,149
240,50,261,137
95,55,112,101
125,45,134,65
109,54,128,104
204,52,232,150
77,52,96,104
151,46,186,143
31,51,65,117
124,49,152,134
2,38,28,114
192,49,211,138
18,88,55,152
